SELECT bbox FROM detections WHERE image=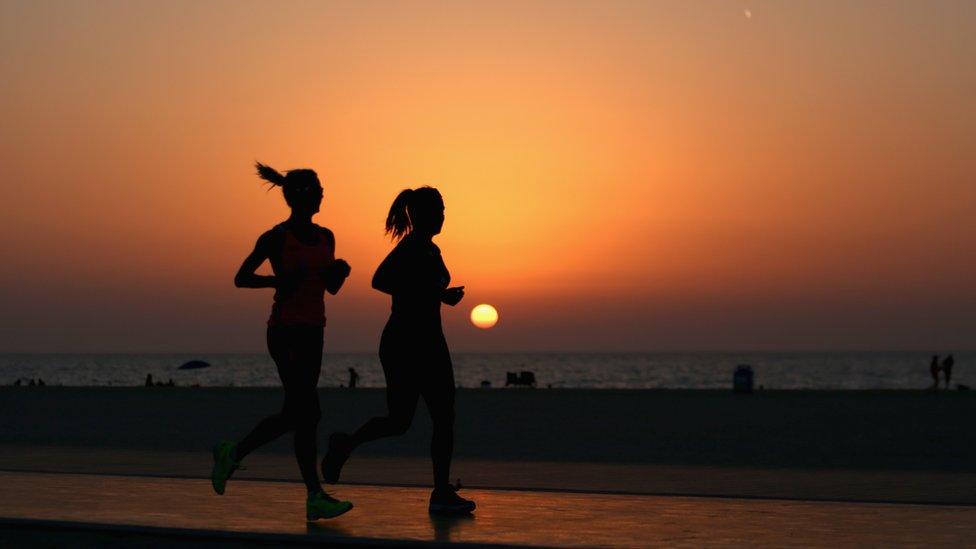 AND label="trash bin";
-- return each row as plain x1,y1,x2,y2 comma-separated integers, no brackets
733,365,754,393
